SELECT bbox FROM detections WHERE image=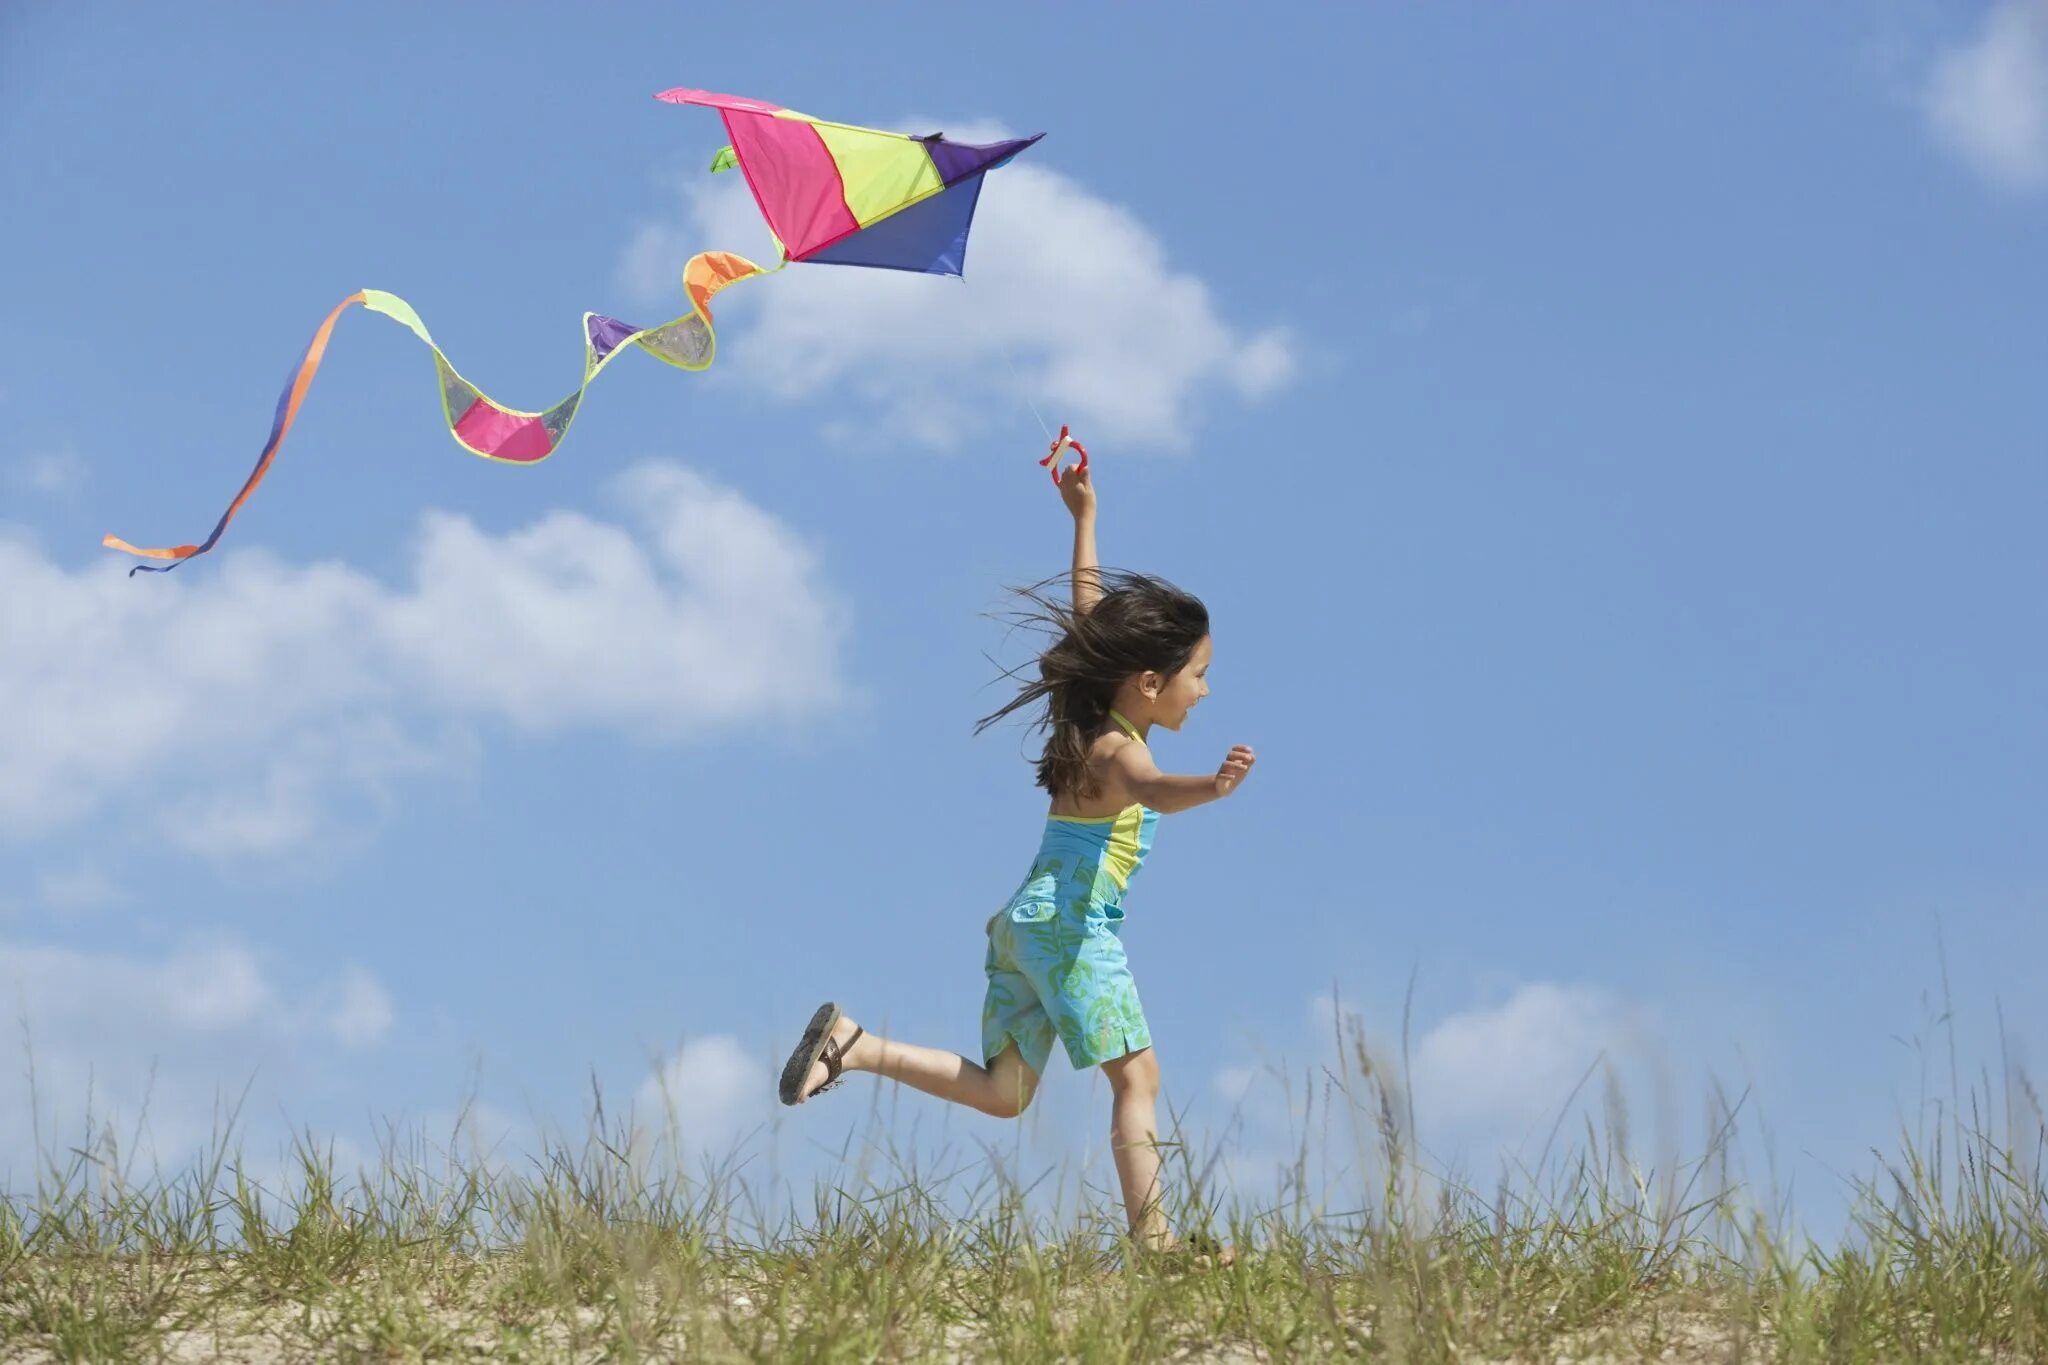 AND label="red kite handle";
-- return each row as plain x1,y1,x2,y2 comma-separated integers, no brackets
1038,424,1089,485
